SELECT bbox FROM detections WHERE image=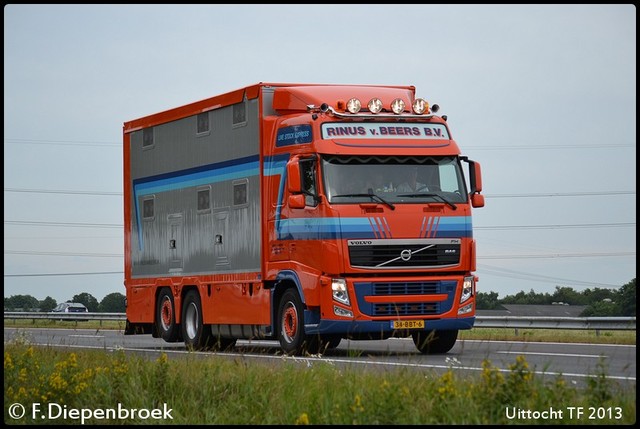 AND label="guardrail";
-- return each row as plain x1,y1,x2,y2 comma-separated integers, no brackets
4,312,636,333
474,315,636,335
4,312,125,326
